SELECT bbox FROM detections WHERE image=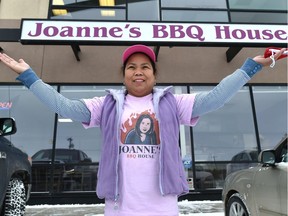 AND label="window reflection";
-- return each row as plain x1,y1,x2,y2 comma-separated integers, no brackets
1,84,286,193
32,148,98,192
253,86,288,149
55,85,123,192
128,0,159,21
0,86,56,193
161,0,226,8
0,86,55,158
51,0,126,19
189,163,227,189
162,10,228,22
191,86,257,162
231,12,288,24
53,0,123,7
229,0,287,10
57,85,123,163
51,8,125,20
226,150,258,176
